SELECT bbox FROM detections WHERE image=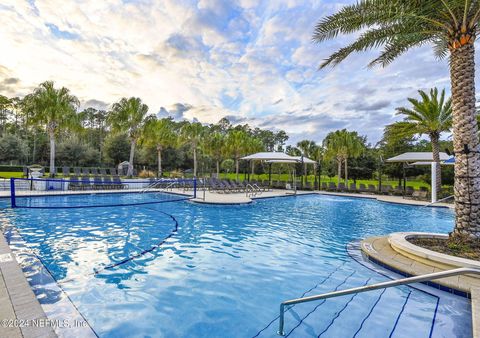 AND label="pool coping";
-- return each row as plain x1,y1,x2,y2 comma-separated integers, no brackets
0,231,57,338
